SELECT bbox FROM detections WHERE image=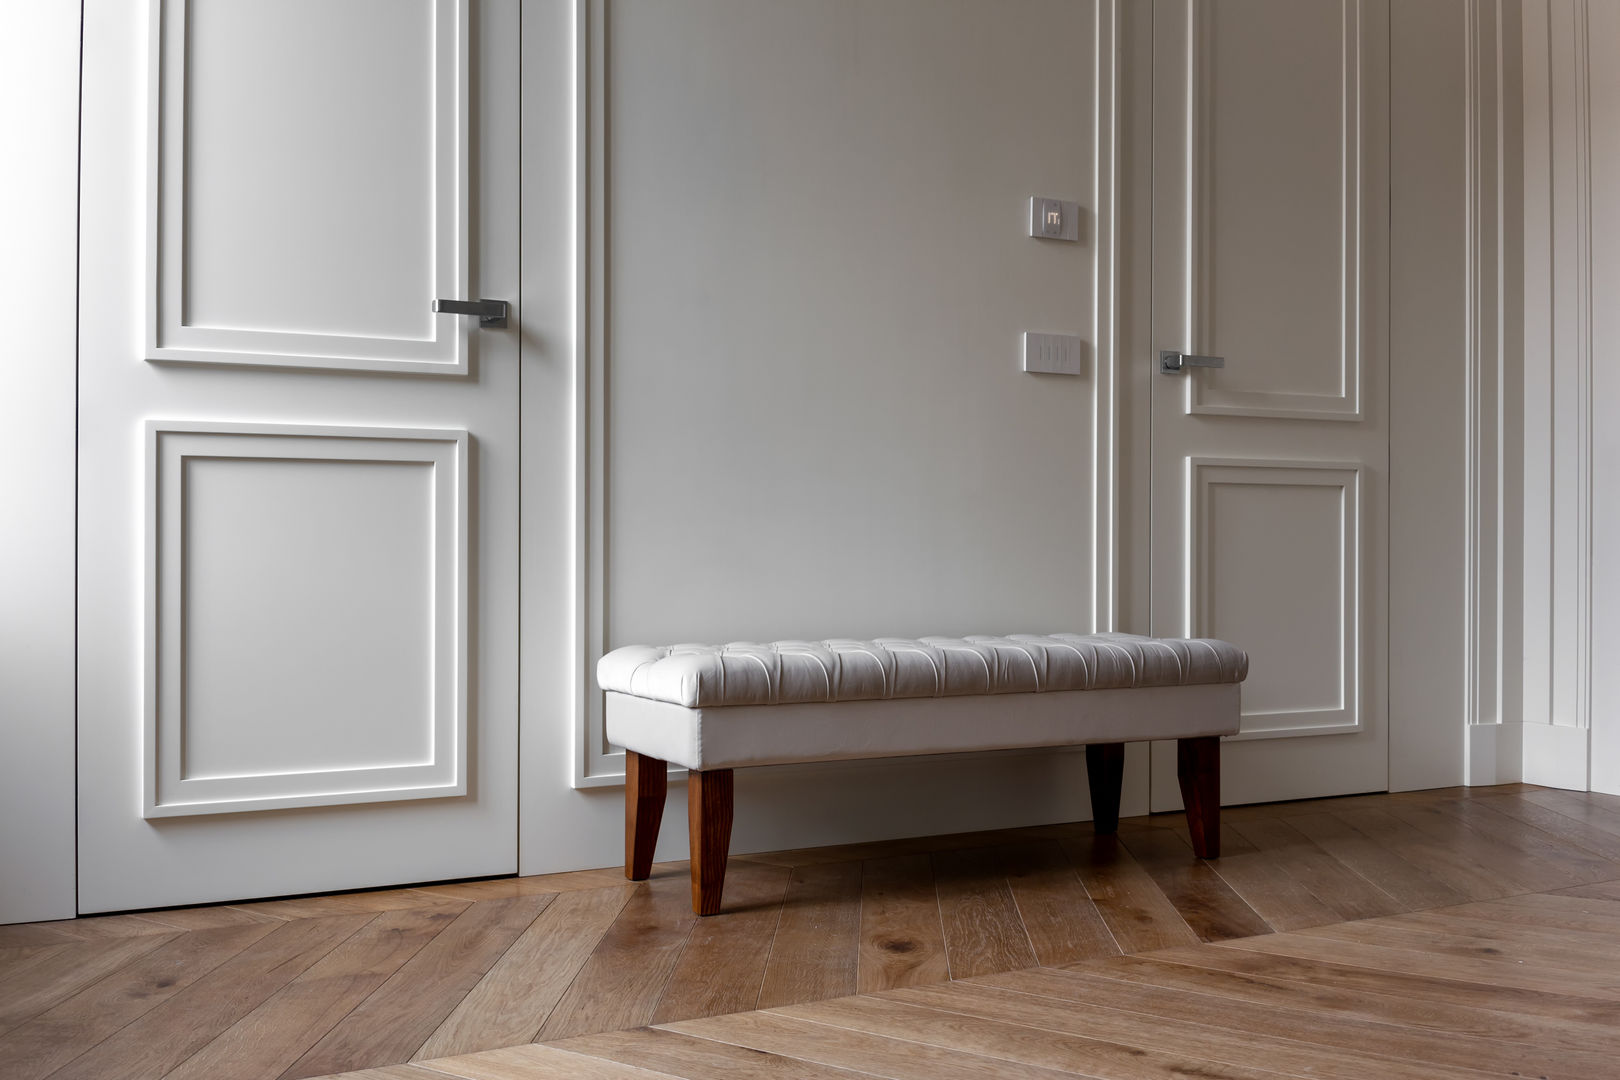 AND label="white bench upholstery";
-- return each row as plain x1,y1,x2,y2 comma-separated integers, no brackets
598,632,1248,915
